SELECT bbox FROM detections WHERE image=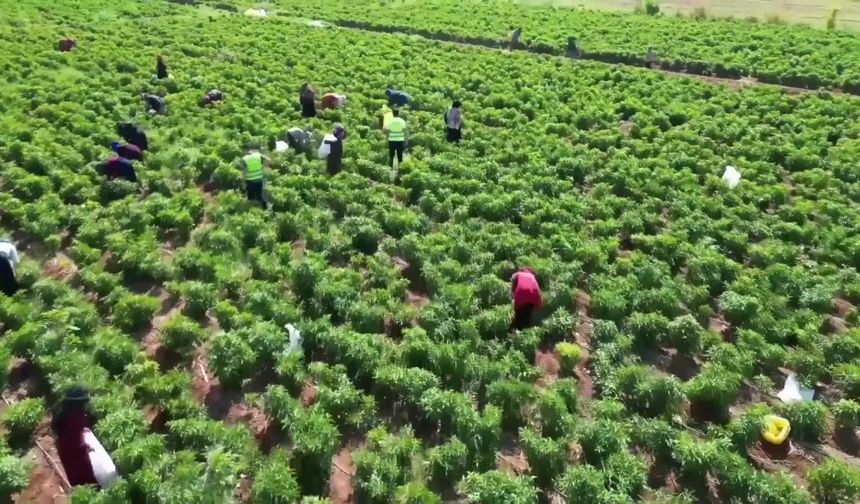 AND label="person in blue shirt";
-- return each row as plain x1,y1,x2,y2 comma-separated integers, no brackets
386,88,409,107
